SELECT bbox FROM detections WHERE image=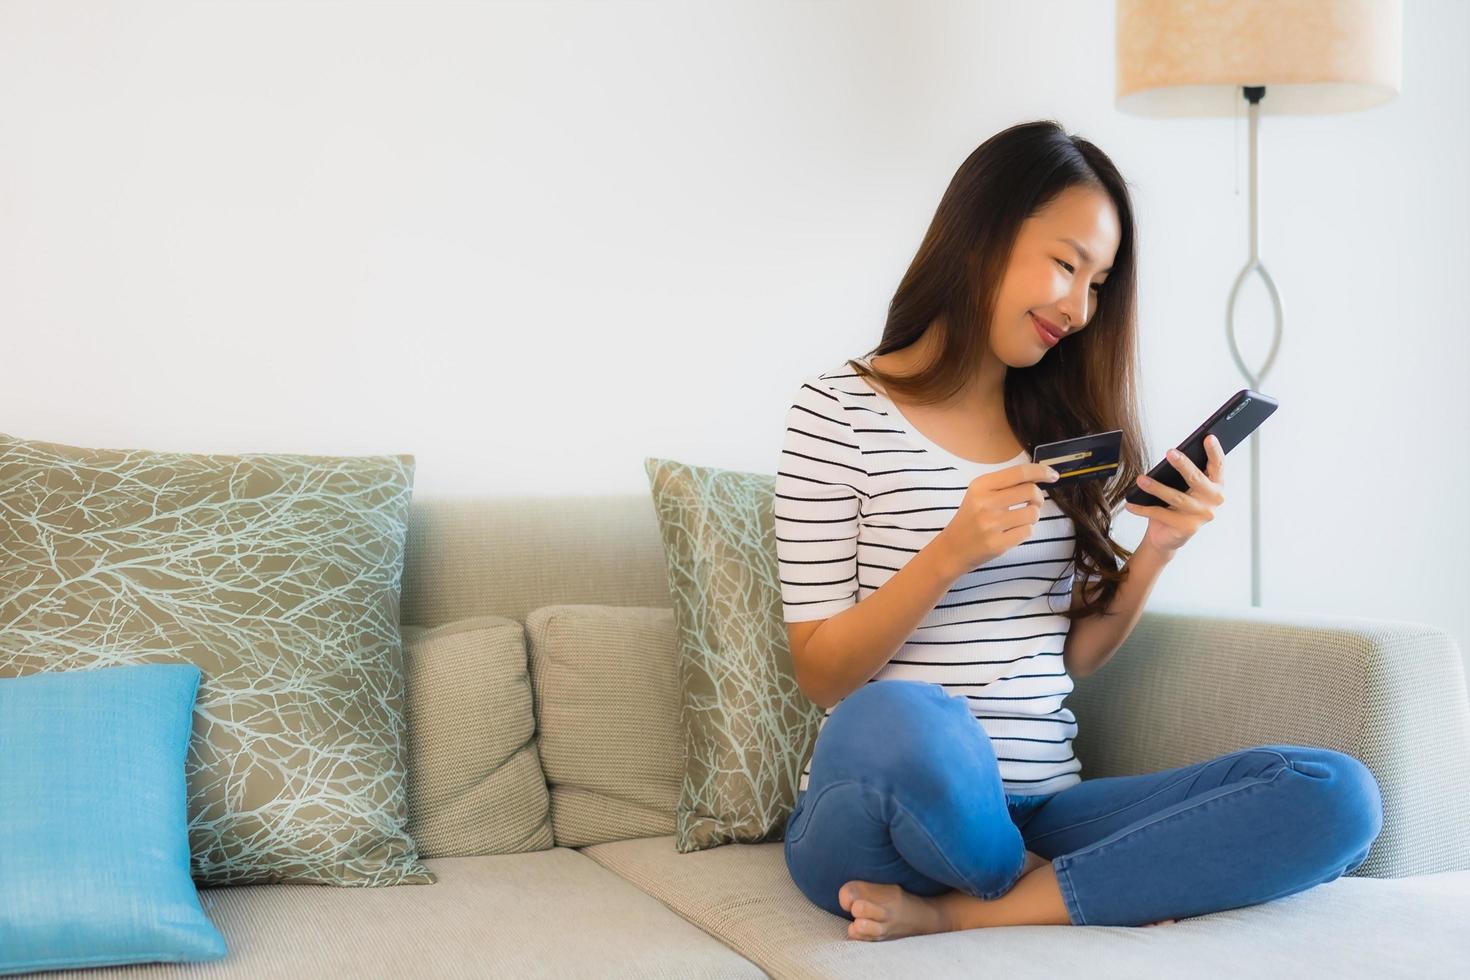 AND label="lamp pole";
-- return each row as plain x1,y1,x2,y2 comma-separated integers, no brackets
1224,85,1284,608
